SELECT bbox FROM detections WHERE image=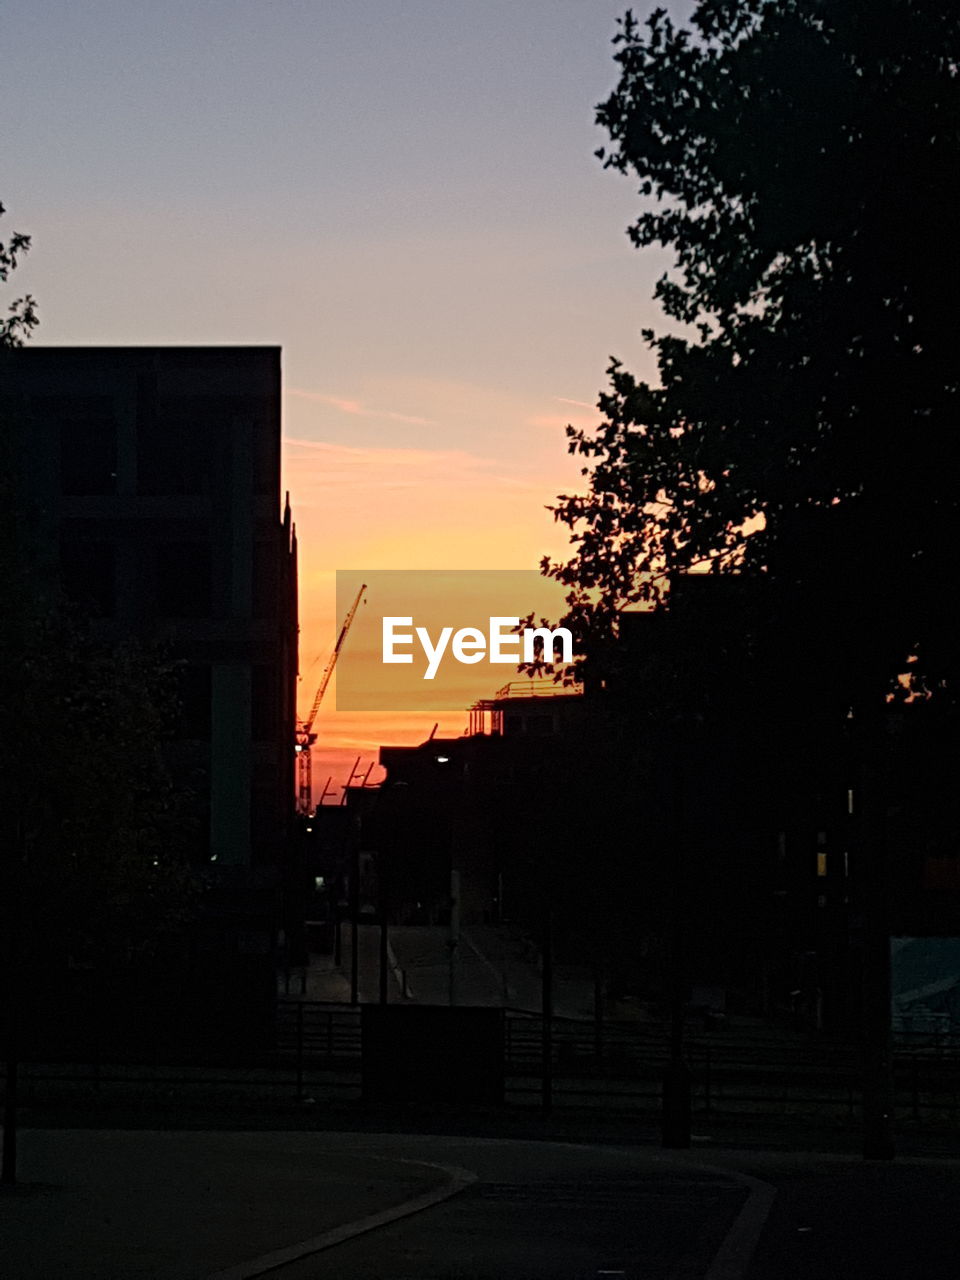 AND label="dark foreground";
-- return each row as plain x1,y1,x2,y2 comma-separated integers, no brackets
3,1109,960,1280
